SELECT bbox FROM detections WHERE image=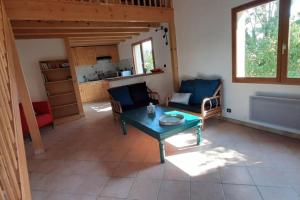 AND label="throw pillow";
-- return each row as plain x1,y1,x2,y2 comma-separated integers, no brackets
170,93,192,105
